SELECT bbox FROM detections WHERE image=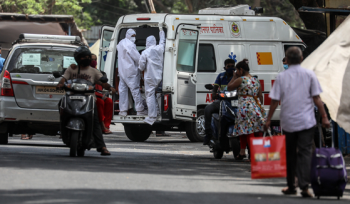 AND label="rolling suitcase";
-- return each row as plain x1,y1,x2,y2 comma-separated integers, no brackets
310,122,348,199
